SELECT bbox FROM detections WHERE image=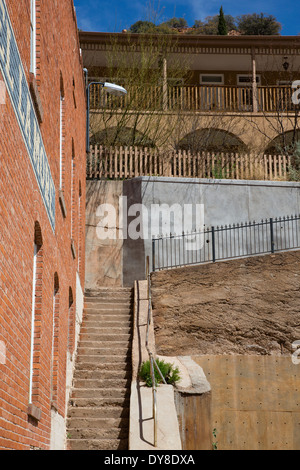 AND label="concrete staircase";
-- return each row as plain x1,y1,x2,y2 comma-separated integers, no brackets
67,287,133,450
